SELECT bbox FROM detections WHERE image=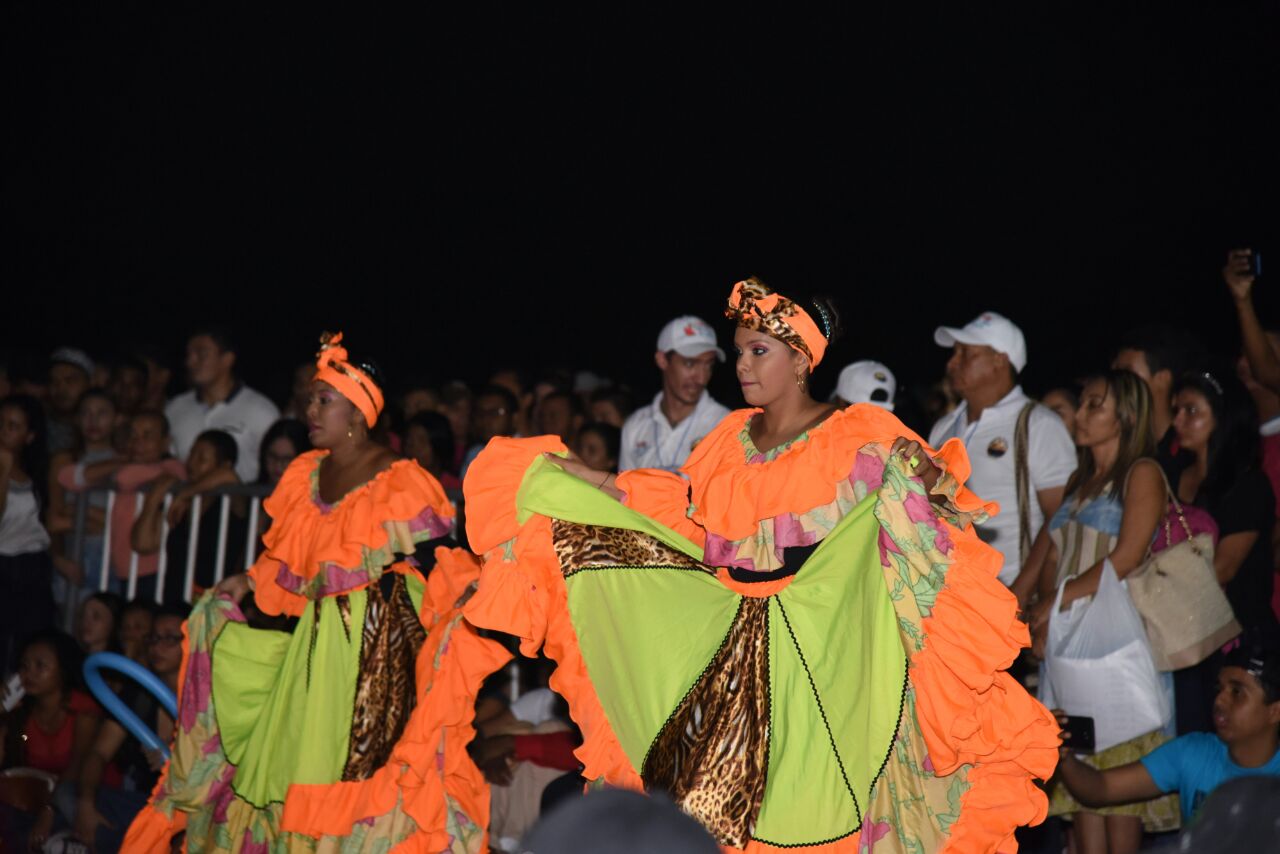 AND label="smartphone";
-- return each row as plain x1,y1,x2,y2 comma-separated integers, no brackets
1060,715,1096,753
